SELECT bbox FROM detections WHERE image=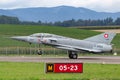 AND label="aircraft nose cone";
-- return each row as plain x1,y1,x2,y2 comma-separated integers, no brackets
10,36,28,42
